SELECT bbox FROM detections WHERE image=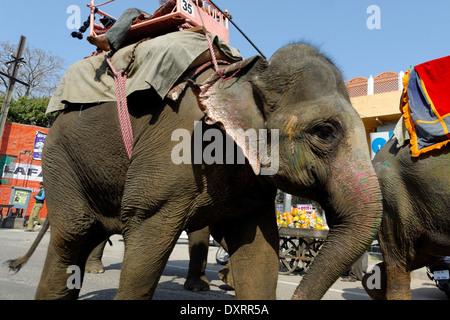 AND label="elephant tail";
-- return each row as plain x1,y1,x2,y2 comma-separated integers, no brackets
5,219,50,274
